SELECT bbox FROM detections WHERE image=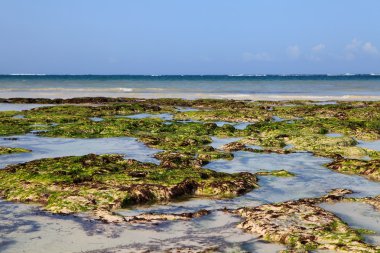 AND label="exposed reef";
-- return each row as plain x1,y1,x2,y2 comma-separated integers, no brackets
232,189,380,252
327,157,380,181
1,98,380,180
0,153,258,214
